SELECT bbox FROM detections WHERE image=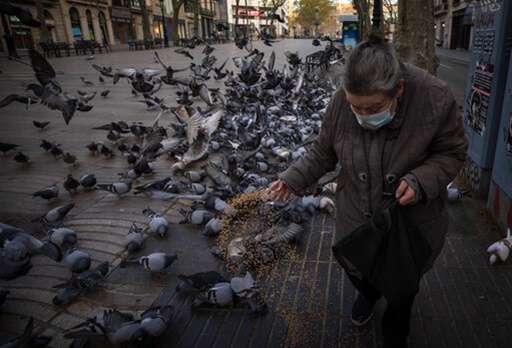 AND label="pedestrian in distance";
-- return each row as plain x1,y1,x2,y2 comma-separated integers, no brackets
267,29,468,348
